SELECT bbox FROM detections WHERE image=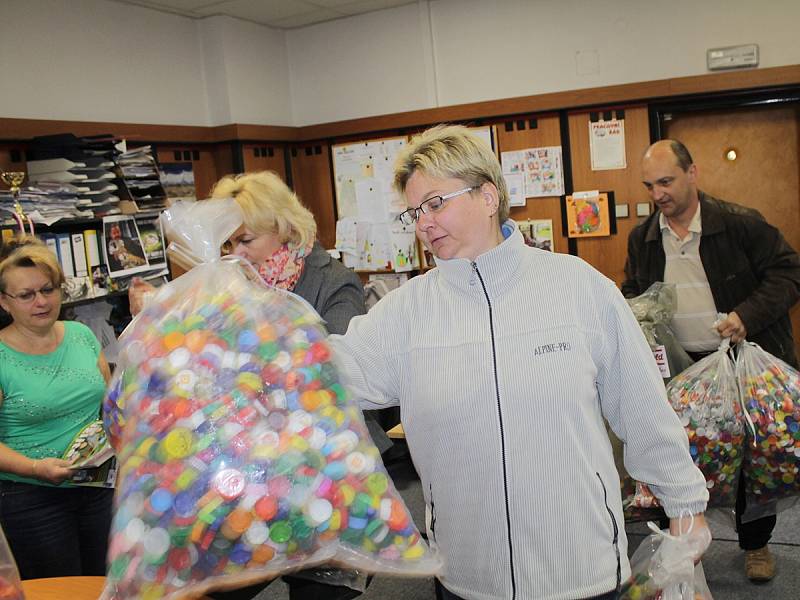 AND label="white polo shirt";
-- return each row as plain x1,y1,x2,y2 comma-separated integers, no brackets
661,205,721,352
